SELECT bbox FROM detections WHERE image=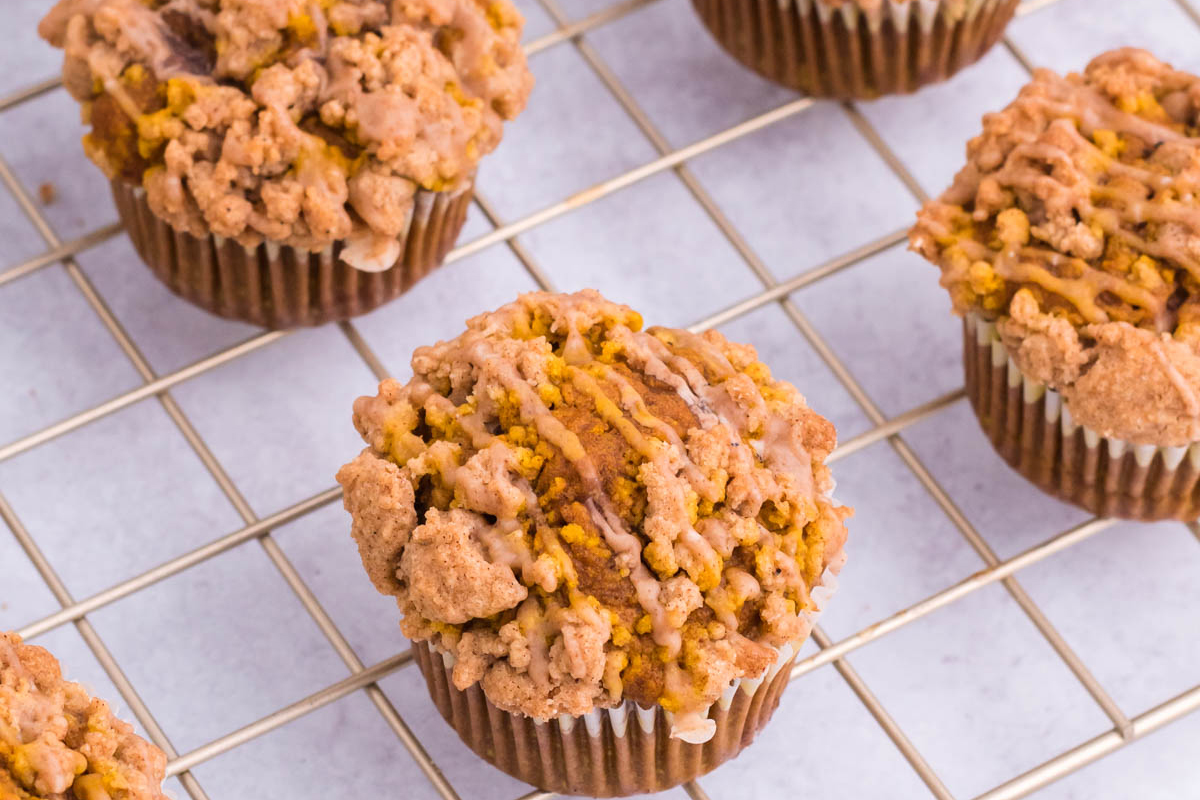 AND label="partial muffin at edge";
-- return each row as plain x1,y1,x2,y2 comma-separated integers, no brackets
1,632,168,800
